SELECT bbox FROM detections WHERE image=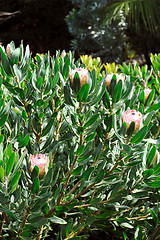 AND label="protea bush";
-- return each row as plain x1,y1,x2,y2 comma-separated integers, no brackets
0,41,159,239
